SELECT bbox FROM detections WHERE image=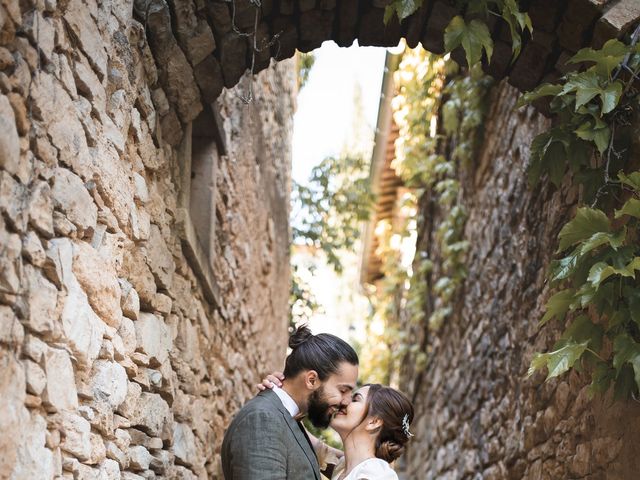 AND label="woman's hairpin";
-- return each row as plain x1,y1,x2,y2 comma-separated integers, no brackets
402,414,414,438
